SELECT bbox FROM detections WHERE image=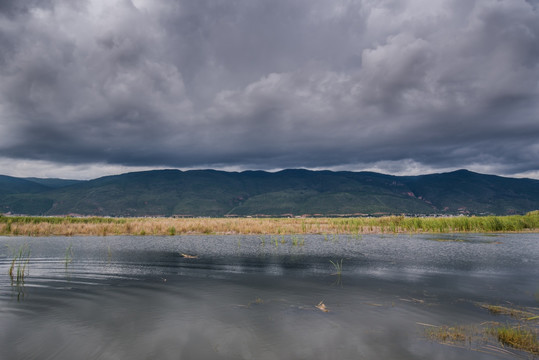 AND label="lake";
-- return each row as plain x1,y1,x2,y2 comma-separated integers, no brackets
1,233,538,359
